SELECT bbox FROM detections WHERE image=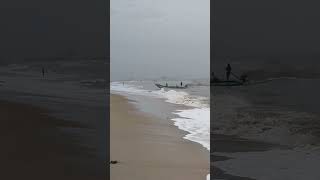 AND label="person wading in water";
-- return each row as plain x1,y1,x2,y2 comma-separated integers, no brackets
226,64,232,80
